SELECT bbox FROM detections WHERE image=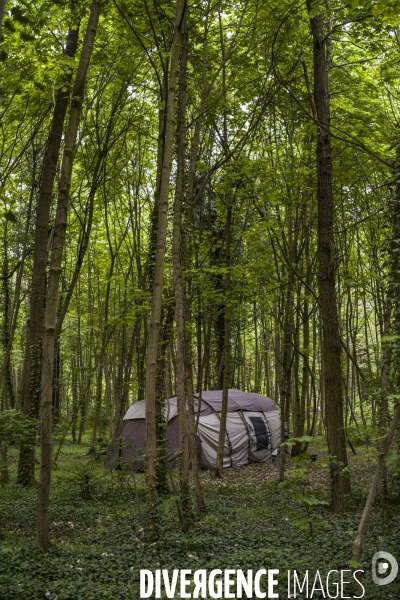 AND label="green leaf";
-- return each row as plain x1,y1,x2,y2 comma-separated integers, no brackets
11,6,30,25
3,210,17,223
20,32,35,42
348,560,362,569
4,20,16,32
